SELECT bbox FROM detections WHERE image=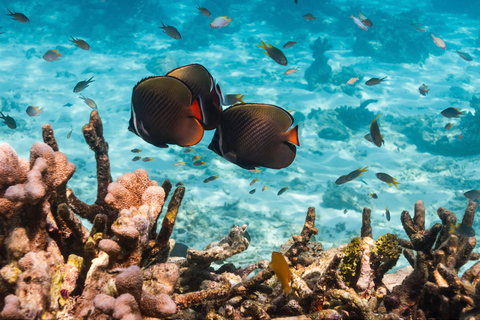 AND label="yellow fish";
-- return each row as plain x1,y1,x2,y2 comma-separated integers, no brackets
250,178,259,186
262,186,269,191
271,252,292,294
